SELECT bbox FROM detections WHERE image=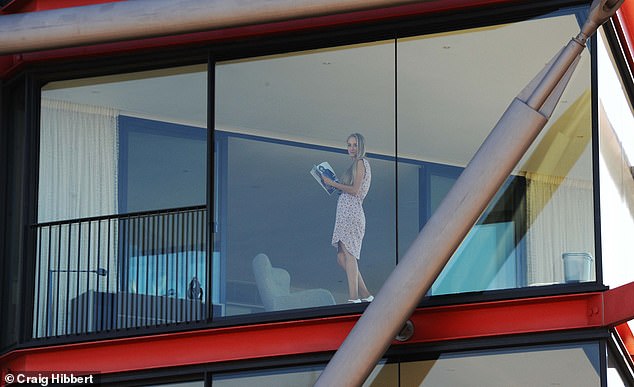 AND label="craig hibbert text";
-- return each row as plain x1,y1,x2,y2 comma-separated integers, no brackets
4,372,96,386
